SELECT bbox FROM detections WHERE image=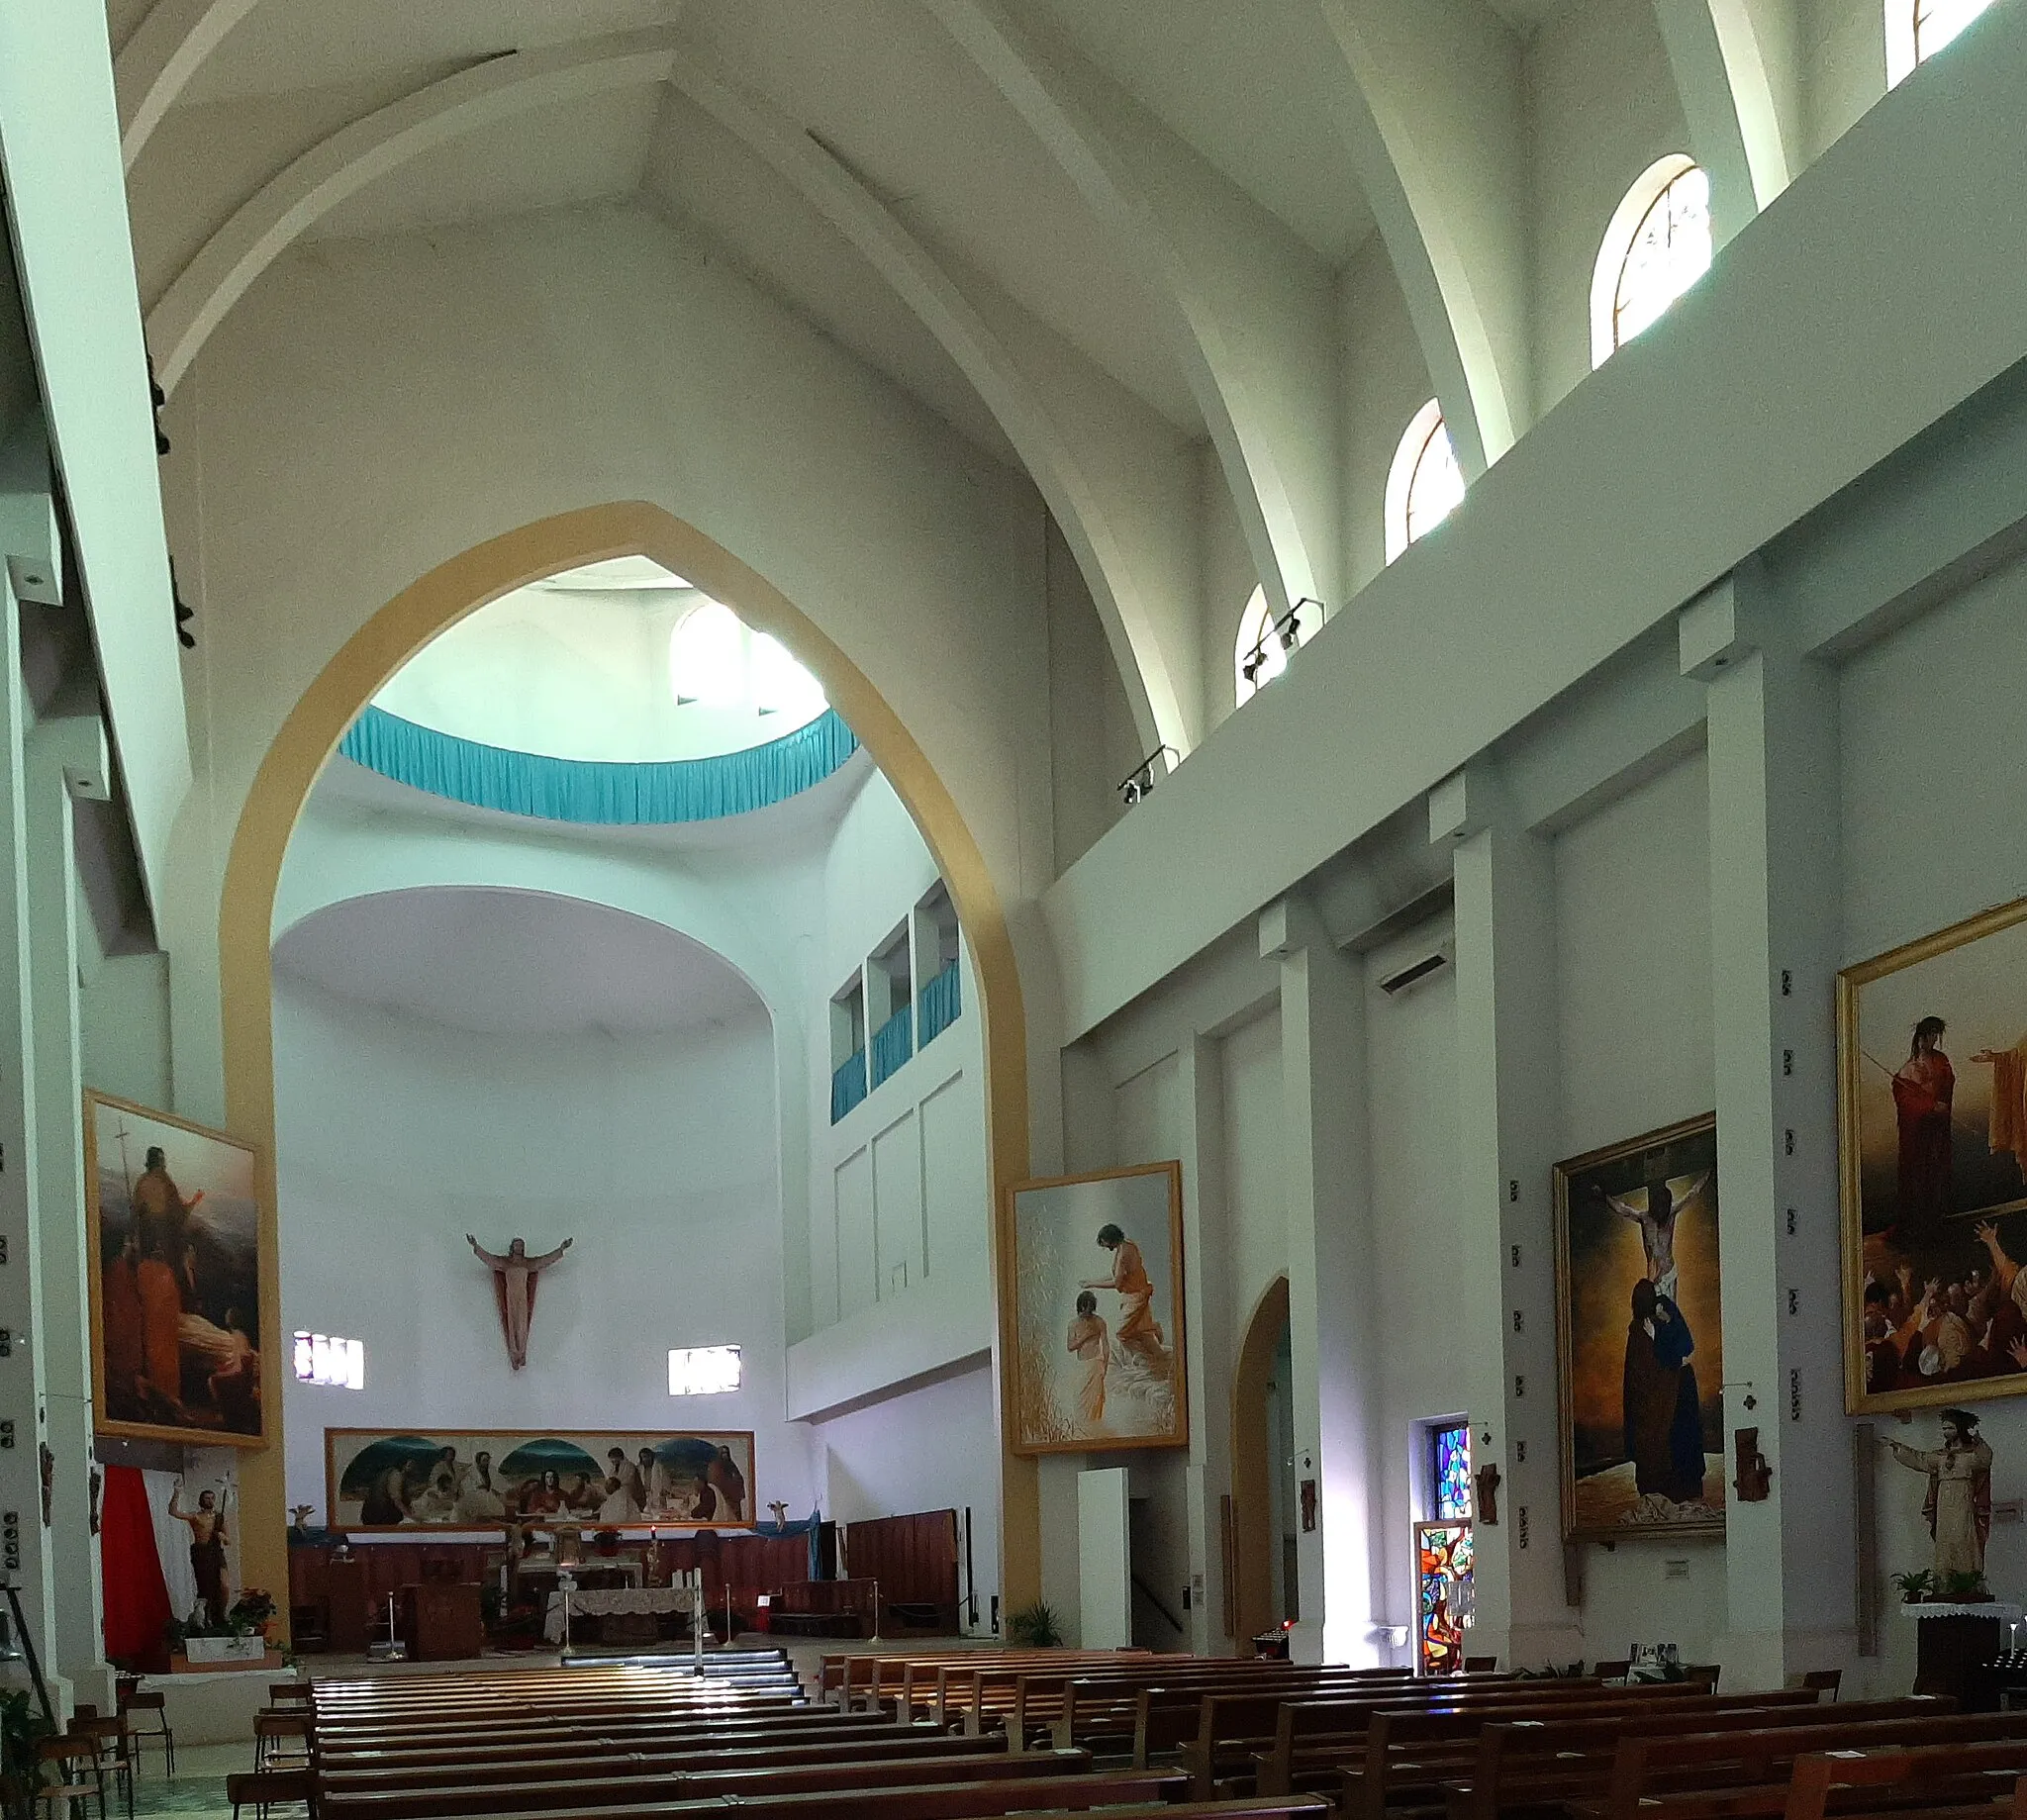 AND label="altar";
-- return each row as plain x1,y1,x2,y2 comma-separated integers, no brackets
544,1584,697,1644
